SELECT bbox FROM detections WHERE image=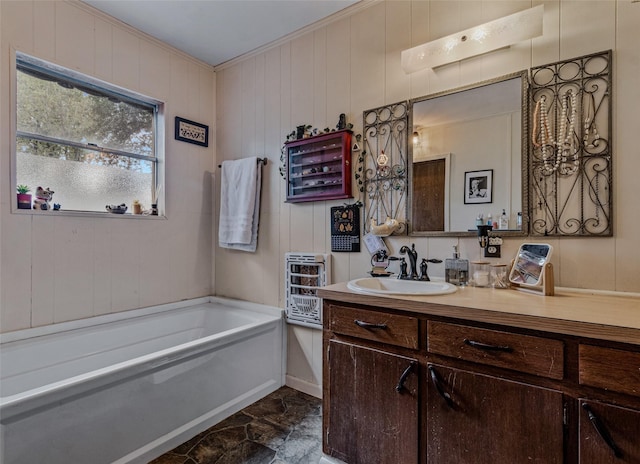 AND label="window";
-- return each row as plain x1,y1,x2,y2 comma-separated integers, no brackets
15,53,163,214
